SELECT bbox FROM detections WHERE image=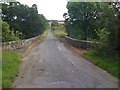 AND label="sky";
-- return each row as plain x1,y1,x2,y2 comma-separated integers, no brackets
17,0,68,20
